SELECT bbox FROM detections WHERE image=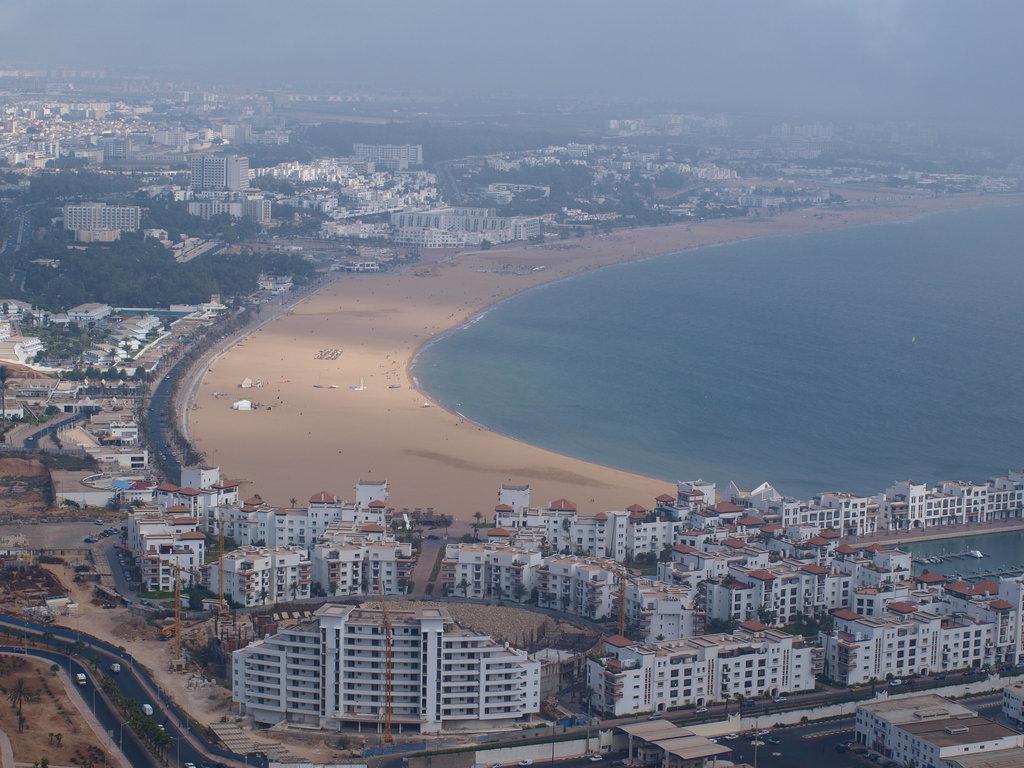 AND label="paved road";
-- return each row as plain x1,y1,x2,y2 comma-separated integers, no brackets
0,616,257,768
0,645,155,767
